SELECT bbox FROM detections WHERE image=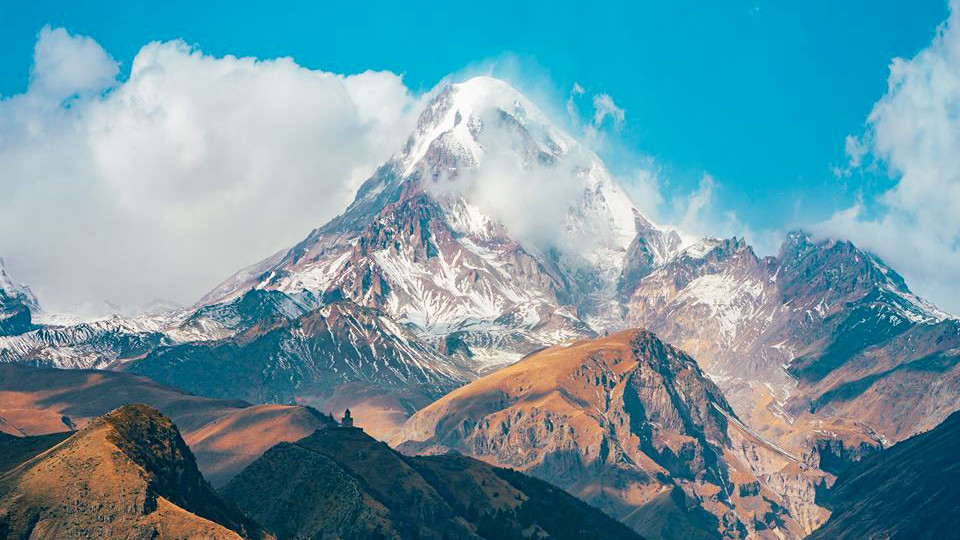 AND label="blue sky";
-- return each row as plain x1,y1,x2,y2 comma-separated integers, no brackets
1,1,947,232
1,0,958,312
